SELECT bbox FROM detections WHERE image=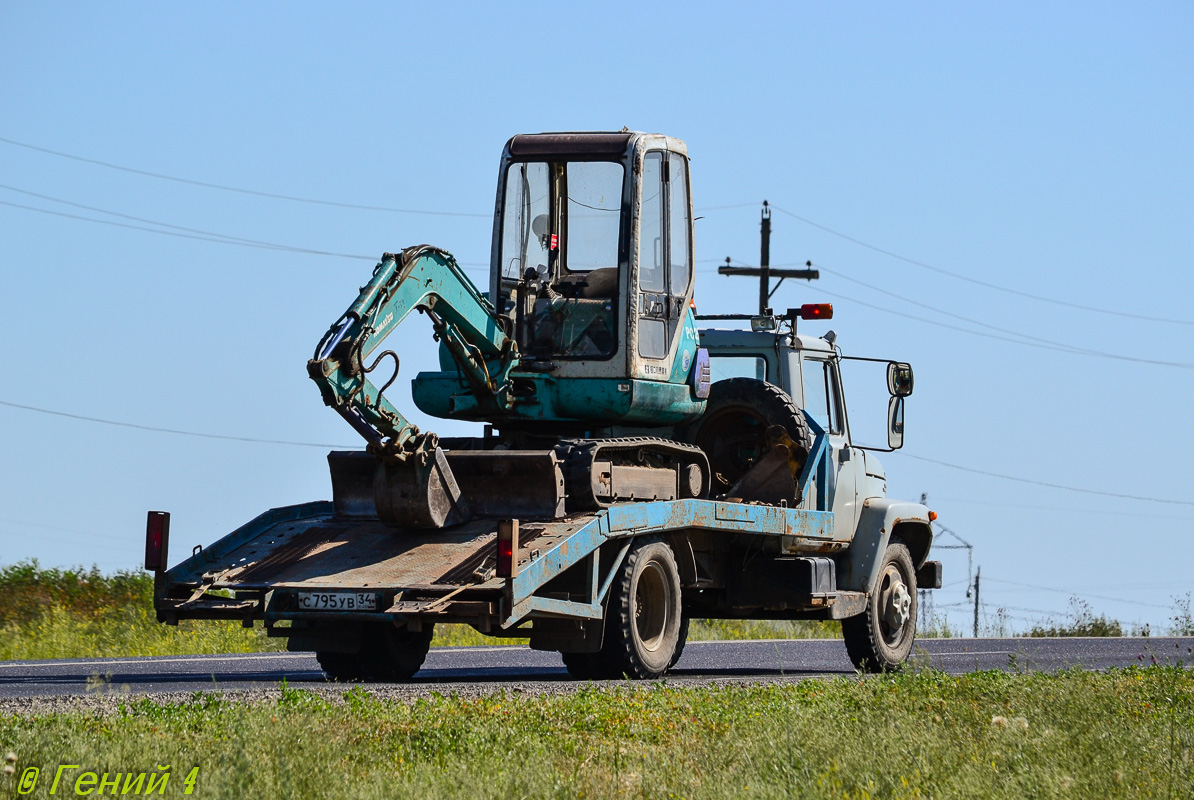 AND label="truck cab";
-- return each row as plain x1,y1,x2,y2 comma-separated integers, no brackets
697,311,930,596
